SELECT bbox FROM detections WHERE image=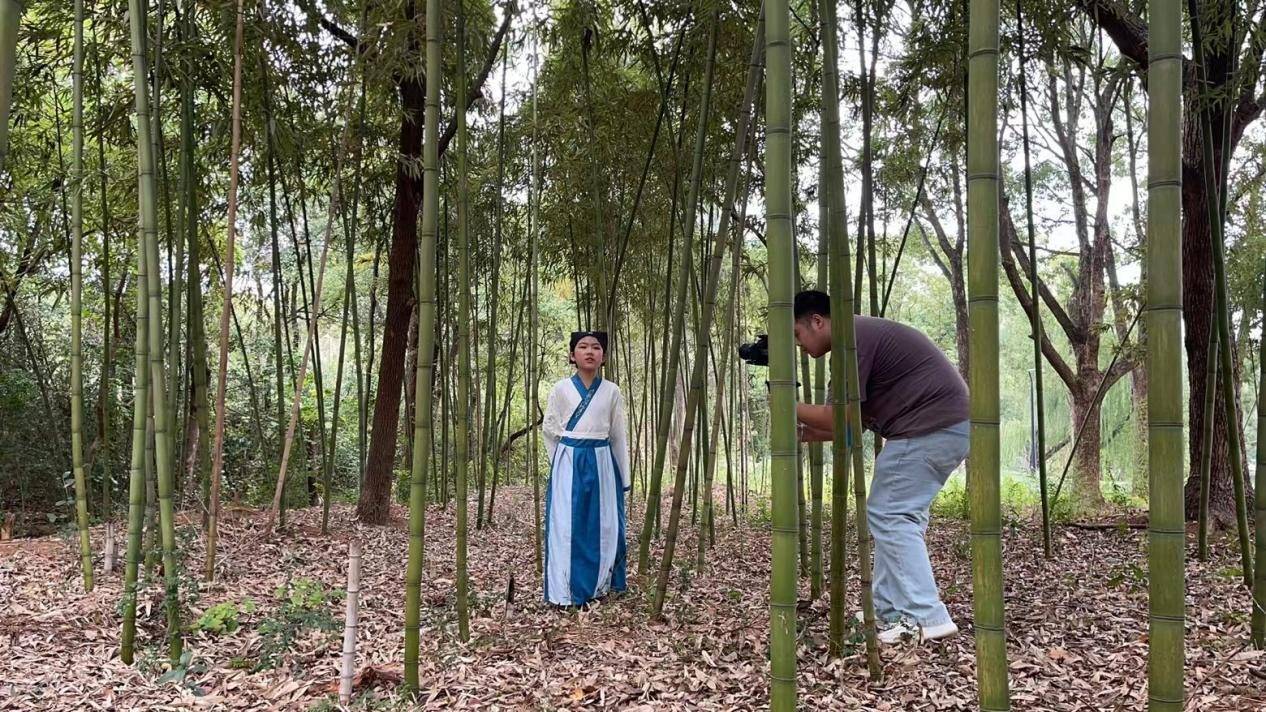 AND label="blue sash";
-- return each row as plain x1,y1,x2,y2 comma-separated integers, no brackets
565,375,602,431
561,436,609,449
